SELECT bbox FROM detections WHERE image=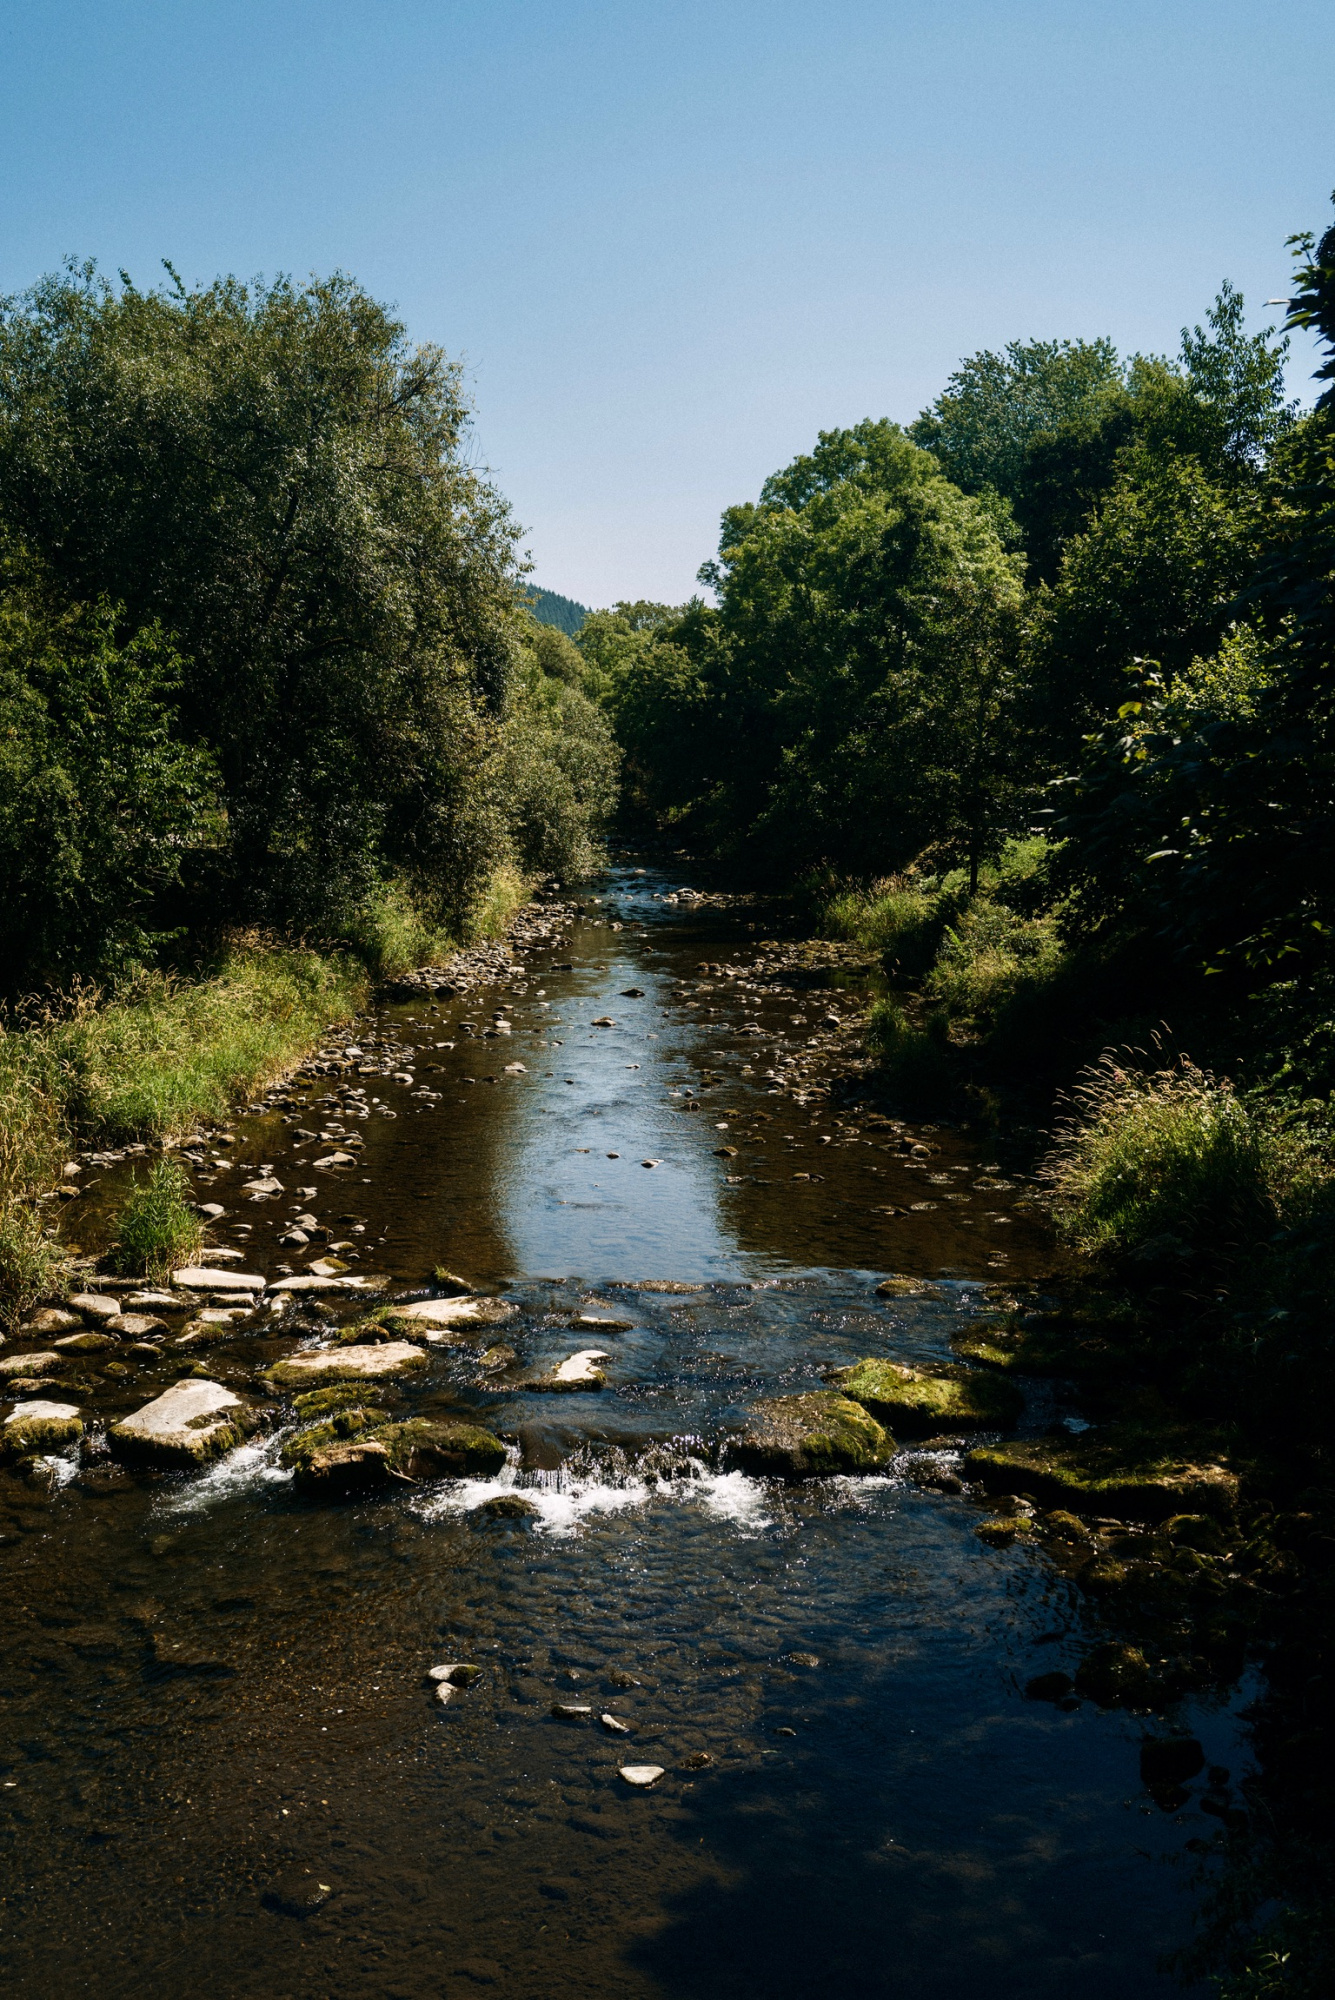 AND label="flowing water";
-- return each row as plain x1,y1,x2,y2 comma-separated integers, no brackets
0,861,1245,1997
